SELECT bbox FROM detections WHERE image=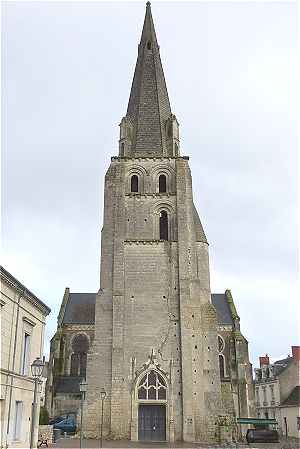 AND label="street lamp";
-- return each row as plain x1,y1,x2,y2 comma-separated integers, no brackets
30,357,45,449
100,388,106,448
79,379,87,449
